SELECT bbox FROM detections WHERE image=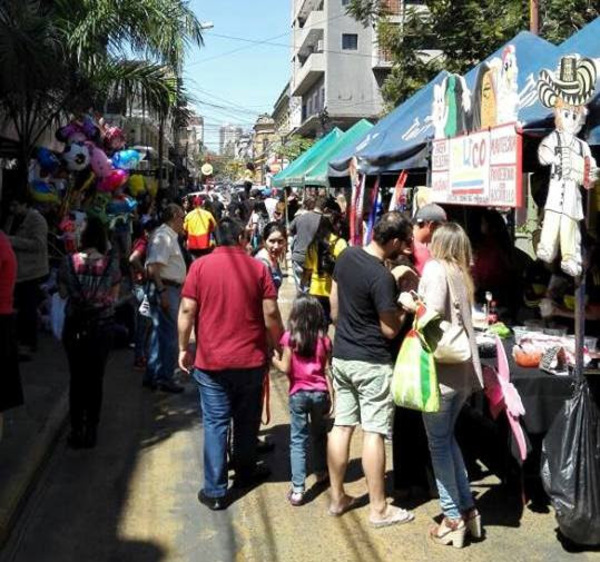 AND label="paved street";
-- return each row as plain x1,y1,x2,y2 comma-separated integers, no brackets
0,278,598,562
